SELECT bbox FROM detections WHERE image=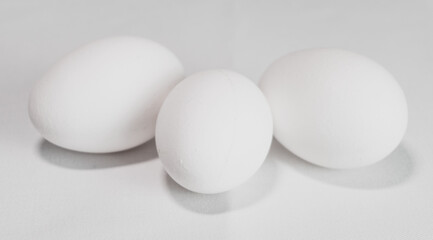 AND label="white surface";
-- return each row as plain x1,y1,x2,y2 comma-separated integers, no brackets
0,0,432,239
29,36,184,153
156,70,273,193
260,48,407,169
